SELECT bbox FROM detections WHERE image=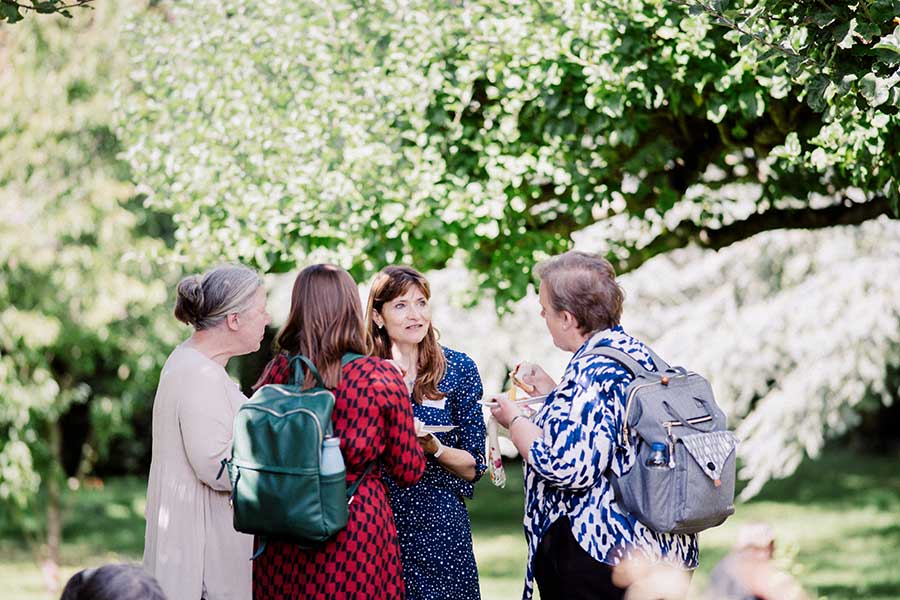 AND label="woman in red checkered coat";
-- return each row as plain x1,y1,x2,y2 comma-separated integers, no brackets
252,264,426,600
